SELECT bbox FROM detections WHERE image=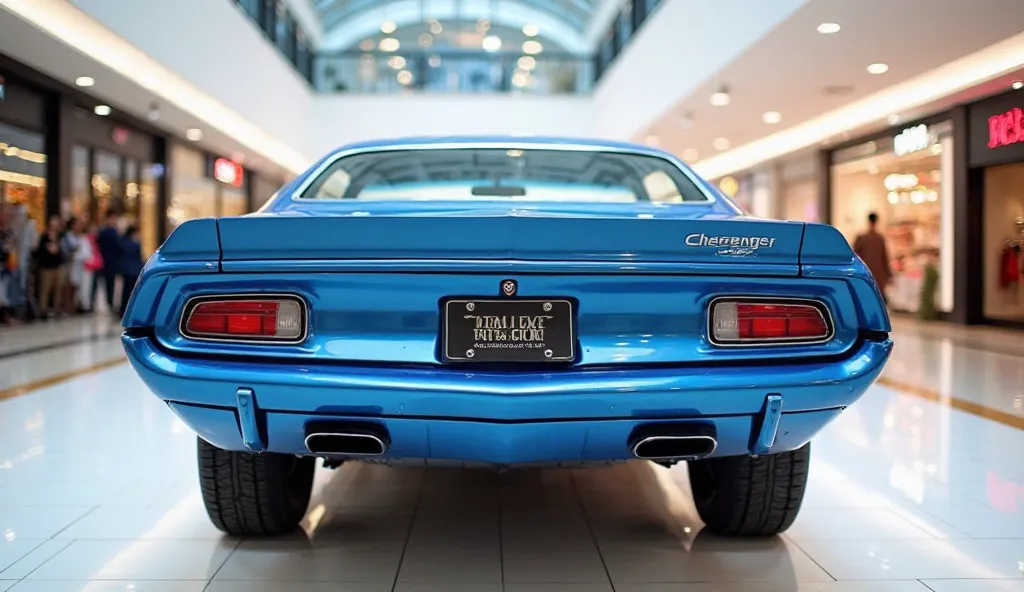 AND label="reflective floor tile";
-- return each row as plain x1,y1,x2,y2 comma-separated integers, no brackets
504,585,615,592
0,582,14,592
53,505,227,540
615,583,933,592
393,585,502,592
793,538,1024,580
7,581,208,591
785,508,941,540
920,580,1024,591
0,506,93,539
206,582,391,592
0,539,45,573
395,540,502,584
25,539,236,580
501,542,608,584
0,540,73,579
214,539,404,582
